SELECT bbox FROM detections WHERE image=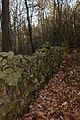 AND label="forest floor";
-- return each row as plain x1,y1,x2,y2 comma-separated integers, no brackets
21,51,80,120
